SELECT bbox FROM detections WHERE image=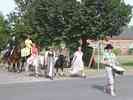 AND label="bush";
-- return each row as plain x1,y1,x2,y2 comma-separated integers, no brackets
113,48,121,55
82,46,93,67
128,48,133,55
